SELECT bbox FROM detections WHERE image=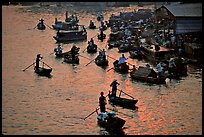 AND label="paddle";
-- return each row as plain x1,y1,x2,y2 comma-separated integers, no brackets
40,61,52,69
82,47,87,53
83,108,99,120
22,62,35,71
78,54,91,60
106,67,114,72
33,25,37,29
117,89,135,99
44,23,53,29
85,58,95,66
107,55,117,61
